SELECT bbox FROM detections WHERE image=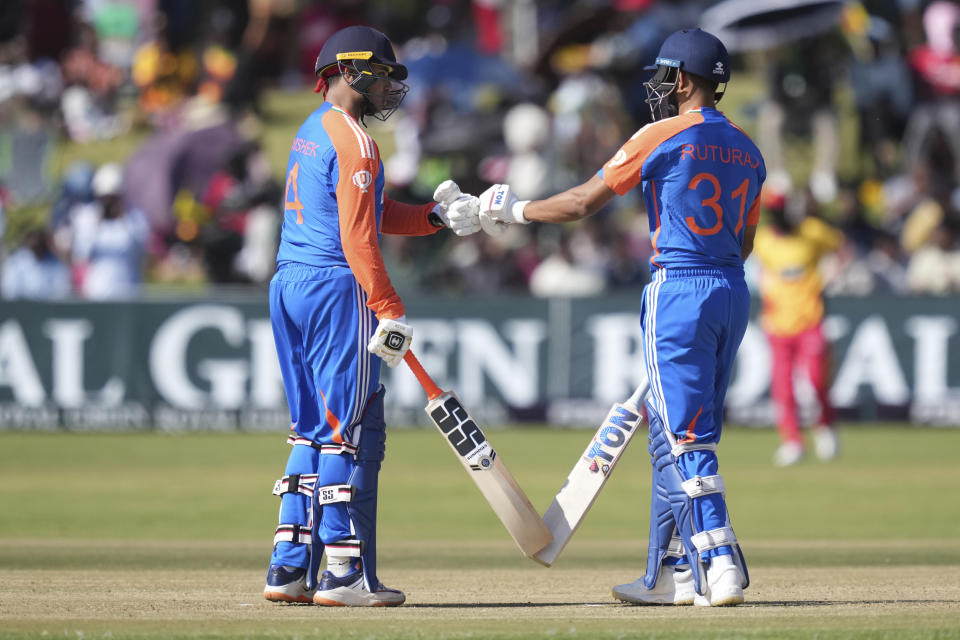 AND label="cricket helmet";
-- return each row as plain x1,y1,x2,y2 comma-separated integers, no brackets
643,28,730,120
314,25,408,81
313,26,409,123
